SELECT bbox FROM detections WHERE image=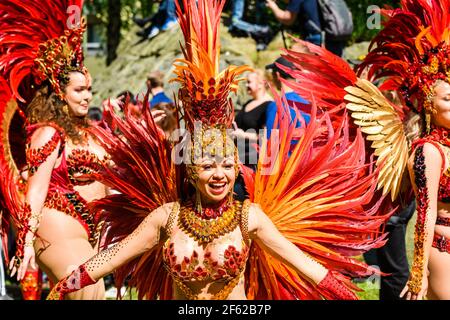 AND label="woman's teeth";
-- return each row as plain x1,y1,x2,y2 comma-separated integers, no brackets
209,182,227,195
210,183,226,189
